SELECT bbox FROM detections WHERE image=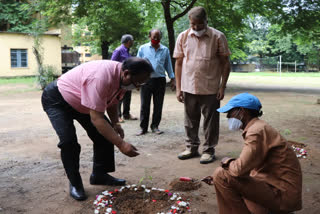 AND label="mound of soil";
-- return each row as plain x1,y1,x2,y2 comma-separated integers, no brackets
93,185,191,214
288,140,306,148
169,178,201,192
